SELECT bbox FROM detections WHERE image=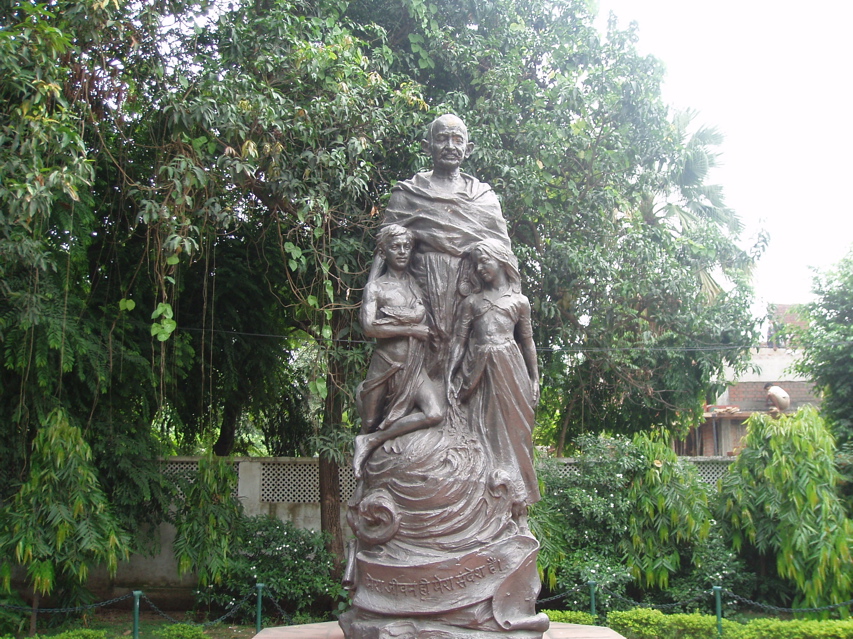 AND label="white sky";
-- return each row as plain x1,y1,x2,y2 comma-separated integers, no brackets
596,0,853,309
